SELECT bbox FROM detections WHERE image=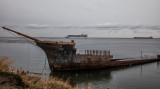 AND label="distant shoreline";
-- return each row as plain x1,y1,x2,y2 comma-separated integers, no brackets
0,37,160,39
